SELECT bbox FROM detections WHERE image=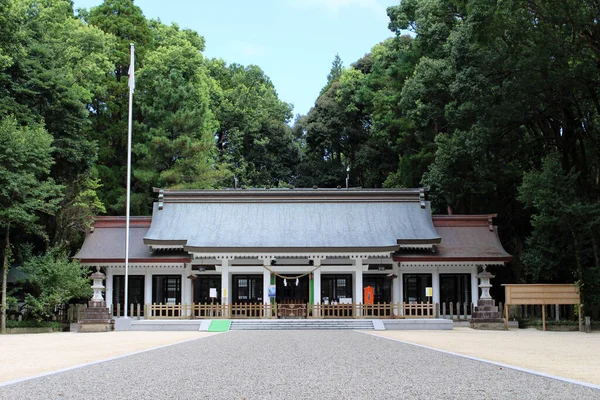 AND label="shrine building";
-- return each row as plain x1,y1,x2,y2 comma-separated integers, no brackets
75,188,511,317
